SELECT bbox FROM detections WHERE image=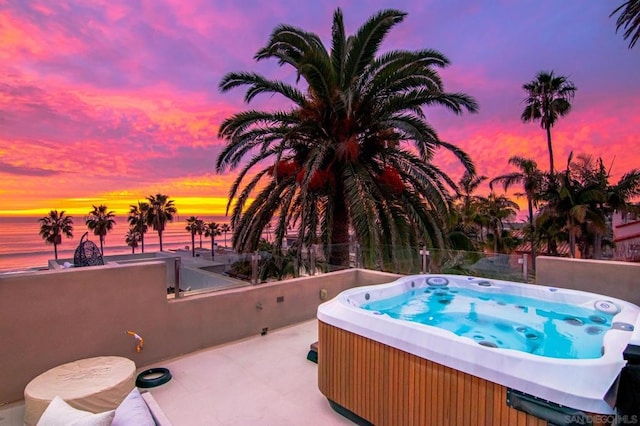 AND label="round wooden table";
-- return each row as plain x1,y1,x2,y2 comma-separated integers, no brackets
23,356,136,425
